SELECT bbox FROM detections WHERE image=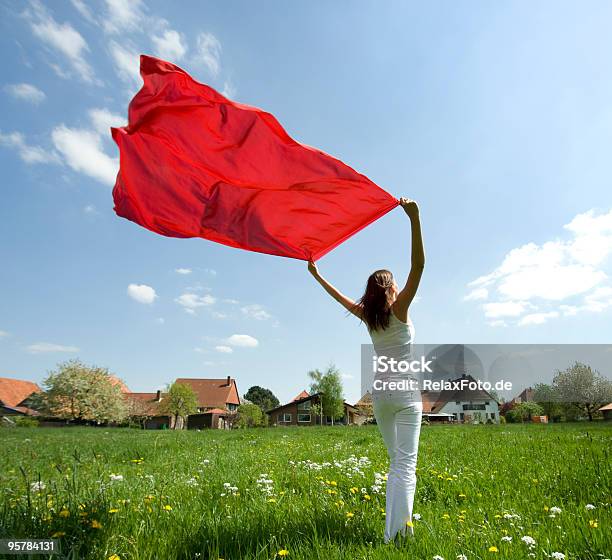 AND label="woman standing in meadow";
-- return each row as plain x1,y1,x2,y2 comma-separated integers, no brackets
308,197,425,544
